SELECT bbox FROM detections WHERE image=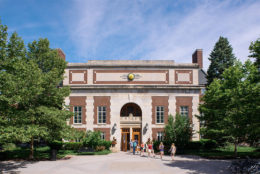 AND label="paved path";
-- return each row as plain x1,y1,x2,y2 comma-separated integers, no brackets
0,152,231,174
